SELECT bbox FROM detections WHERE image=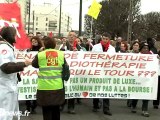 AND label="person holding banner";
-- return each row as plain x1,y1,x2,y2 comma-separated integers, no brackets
126,41,140,107
129,41,140,53
60,31,79,114
25,36,44,114
59,37,67,51
146,38,160,109
118,41,129,53
76,37,87,51
153,50,160,109
0,26,32,120
32,37,70,120
131,42,152,117
92,32,116,115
